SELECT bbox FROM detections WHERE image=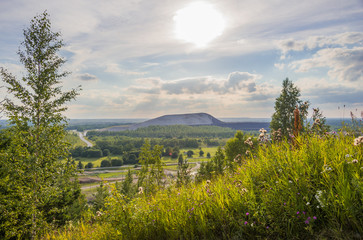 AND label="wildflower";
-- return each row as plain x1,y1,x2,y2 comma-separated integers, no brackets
96,211,103,217
259,128,267,133
244,137,253,147
266,226,270,229
246,212,249,216
245,150,251,155
206,180,211,185
306,202,310,205
313,216,317,220
305,220,309,224
244,221,248,225
353,136,363,146
345,154,350,158
138,187,144,194
352,159,358,164
314,118,321,125
297,211,300,215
